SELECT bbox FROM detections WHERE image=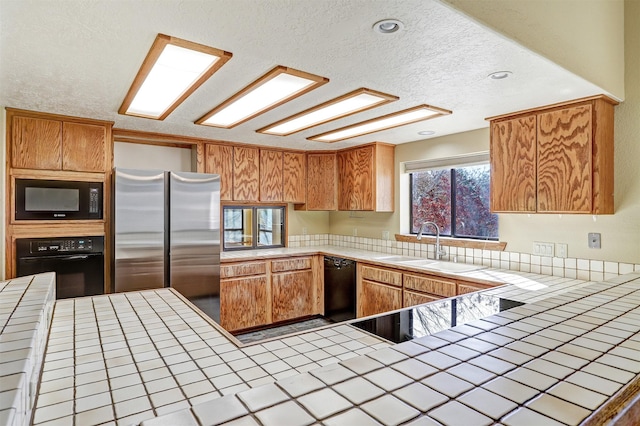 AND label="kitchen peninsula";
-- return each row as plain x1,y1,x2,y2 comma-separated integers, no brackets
2,247,640,426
